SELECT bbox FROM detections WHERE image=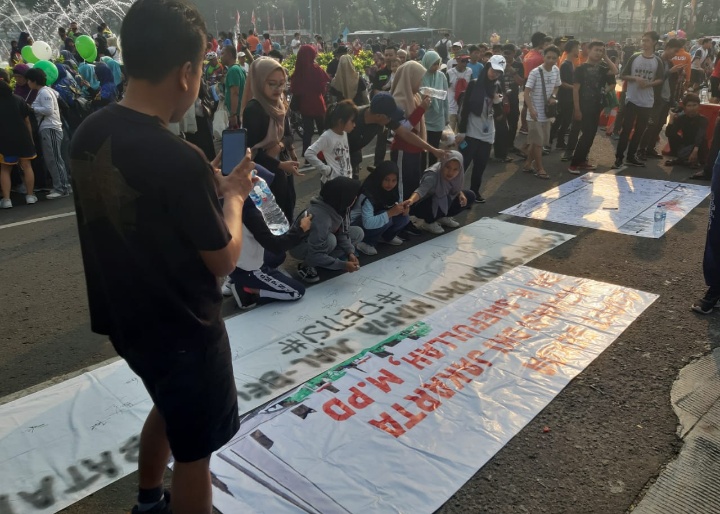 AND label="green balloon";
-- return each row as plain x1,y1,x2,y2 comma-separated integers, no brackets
75,34,97,62
21,45,38,63
34,60,59,85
